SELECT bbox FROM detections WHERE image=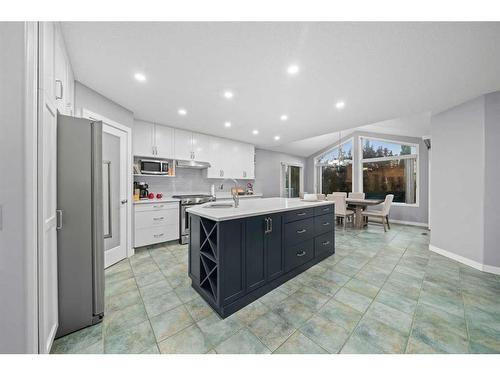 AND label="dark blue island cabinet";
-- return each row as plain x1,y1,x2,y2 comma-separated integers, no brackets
188,203,335,318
